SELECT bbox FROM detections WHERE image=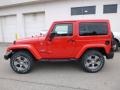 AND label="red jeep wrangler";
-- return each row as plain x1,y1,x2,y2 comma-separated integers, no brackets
4,20,114,74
